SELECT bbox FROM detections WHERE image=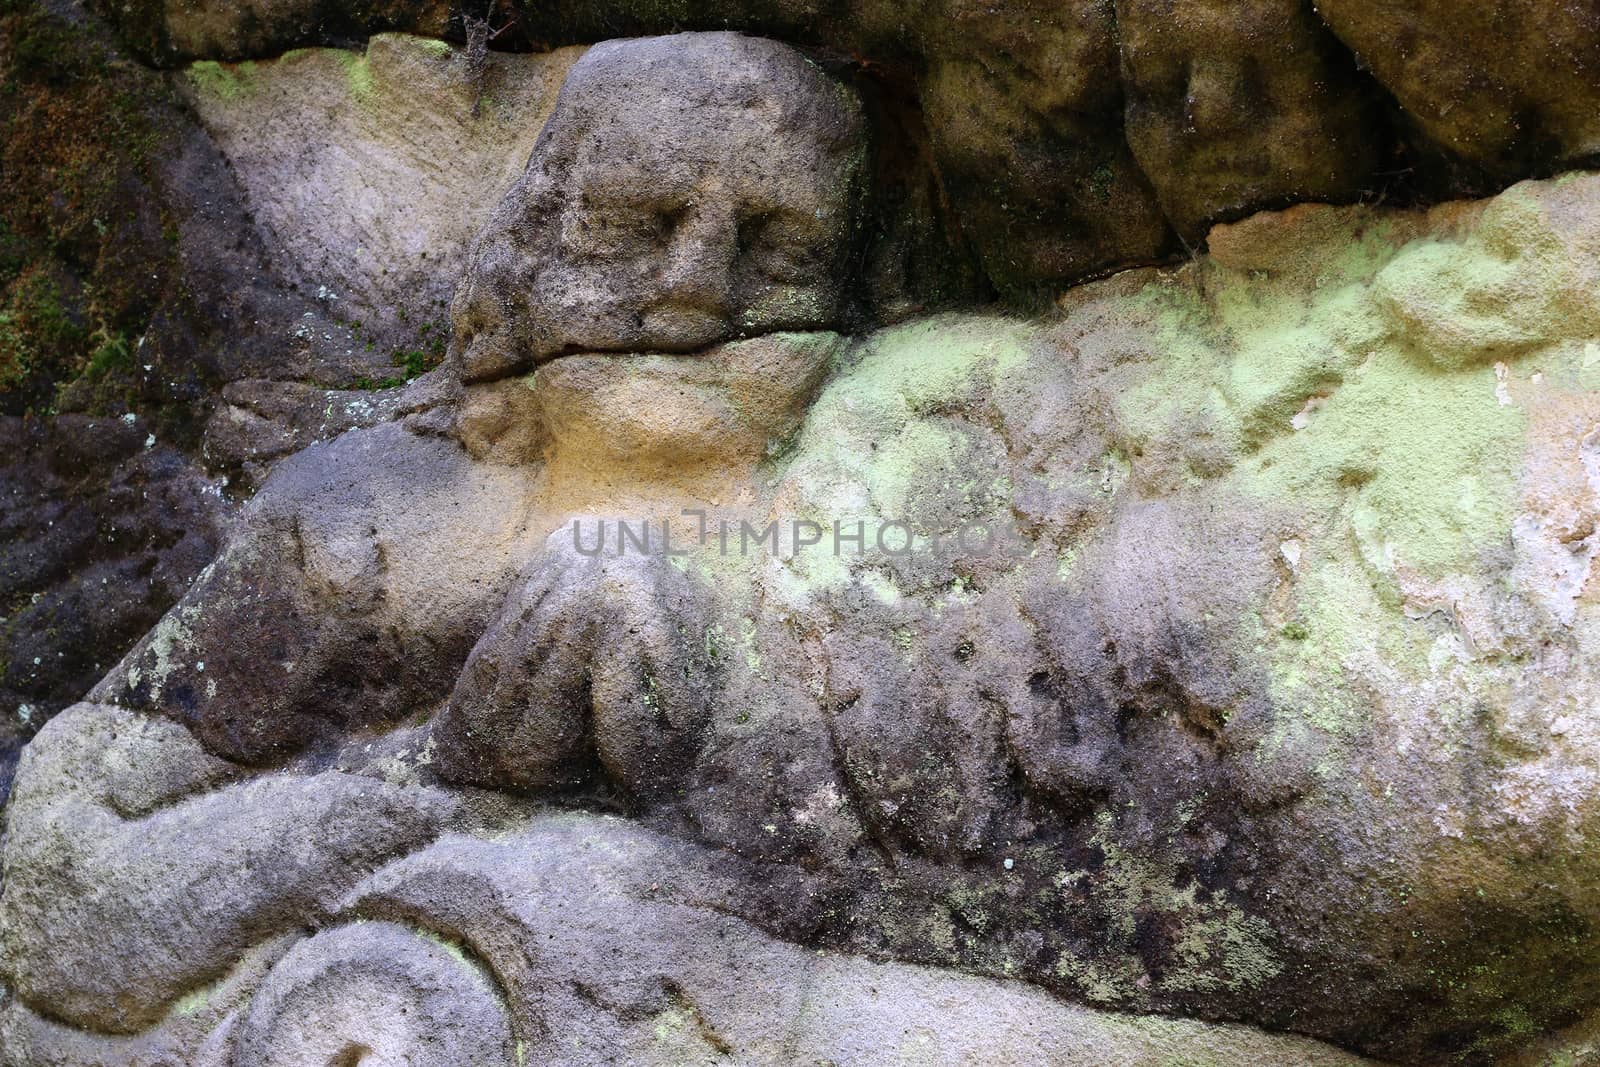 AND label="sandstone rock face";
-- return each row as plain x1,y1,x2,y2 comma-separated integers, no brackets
915,0,1173,297
0,2,401,408
0,6,489,773
0,416,228,805
432,534,723,795
1117,0,1376,240
94,421,539,763
92,0,454,65
0,703,457,1034
0,712,1372,1064
7,19,1600,1067
1314,0,1600,169
183,36,585,363
200,375,430,484
91,0,1600,297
